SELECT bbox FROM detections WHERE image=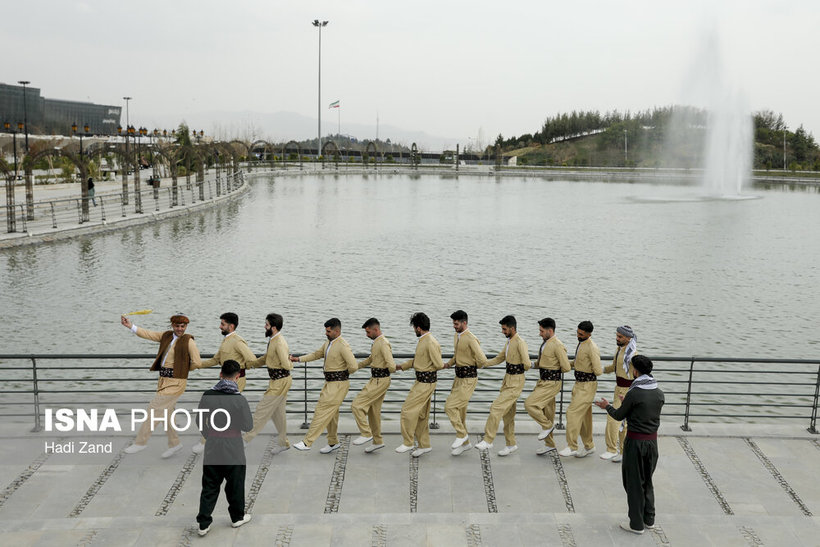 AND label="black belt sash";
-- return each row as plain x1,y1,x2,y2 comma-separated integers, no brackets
616,376,633,388
455,365,478,378
574,370,598,382
505,363,526,375
539,368,562,381
324,370,349,382
415,370,437,383
268,368,291,380
159,367,175,378
371,367,390,378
